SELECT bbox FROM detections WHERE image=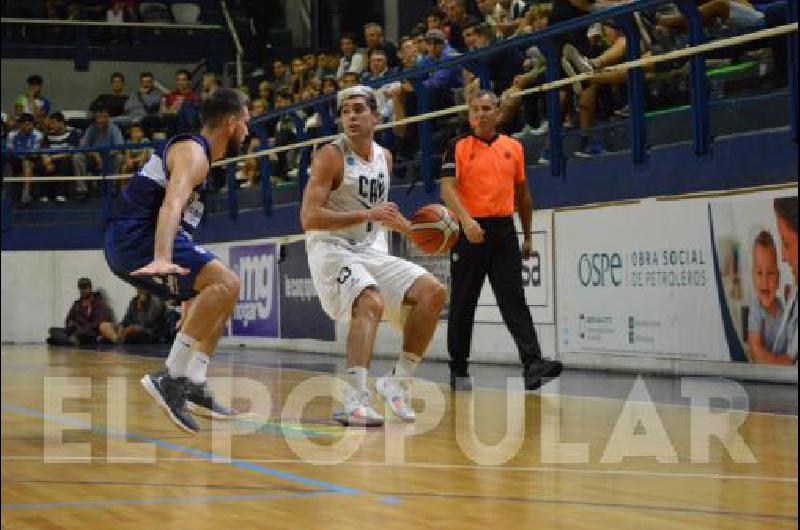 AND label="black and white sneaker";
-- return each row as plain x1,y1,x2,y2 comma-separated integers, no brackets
186,380,239,420
524,358,564,391
140,371,198,434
